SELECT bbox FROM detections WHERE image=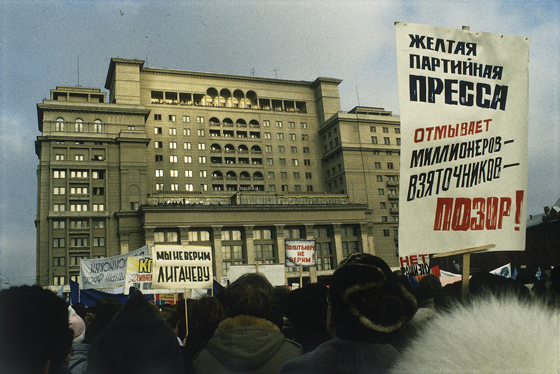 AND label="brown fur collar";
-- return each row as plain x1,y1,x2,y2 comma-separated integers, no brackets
215,315,280,334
